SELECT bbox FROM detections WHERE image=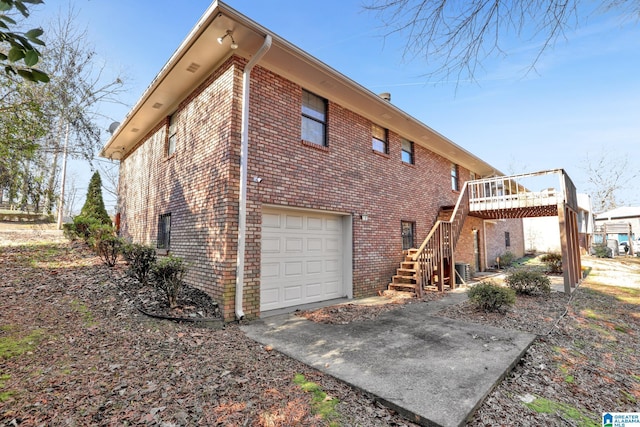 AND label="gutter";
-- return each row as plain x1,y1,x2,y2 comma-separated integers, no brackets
235,34,273,320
